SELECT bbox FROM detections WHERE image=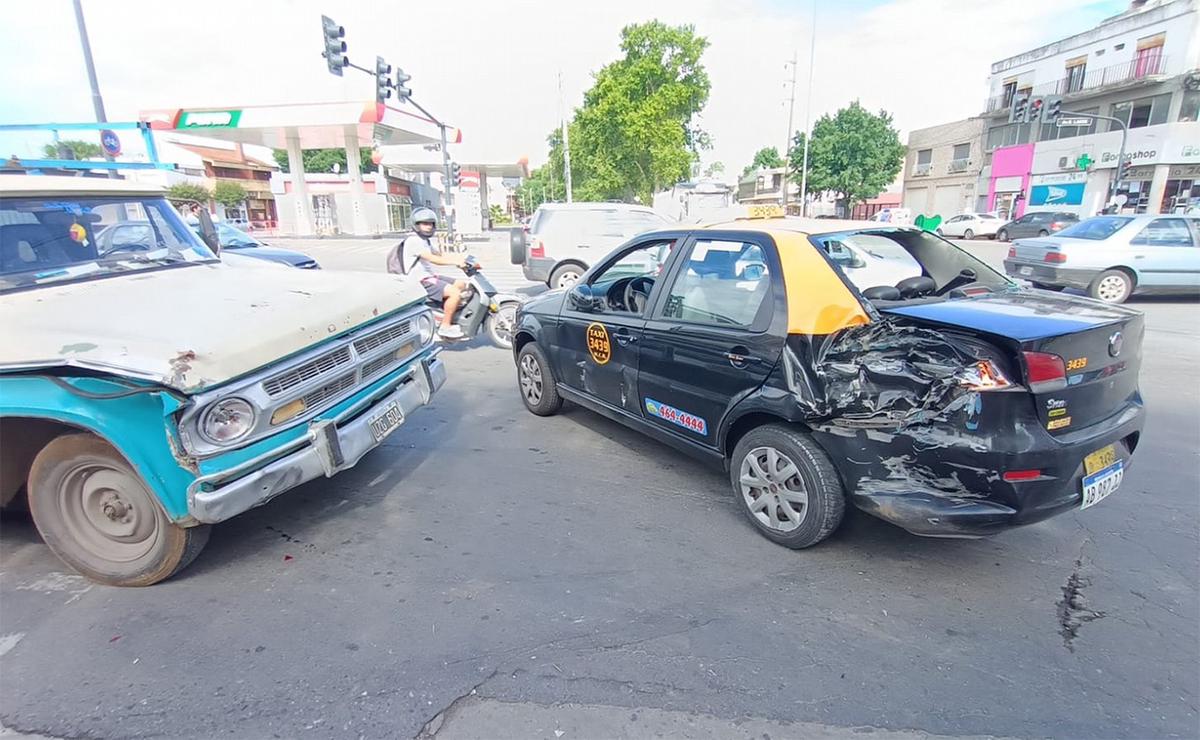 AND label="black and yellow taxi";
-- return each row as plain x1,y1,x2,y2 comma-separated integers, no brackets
511,207,1145,549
